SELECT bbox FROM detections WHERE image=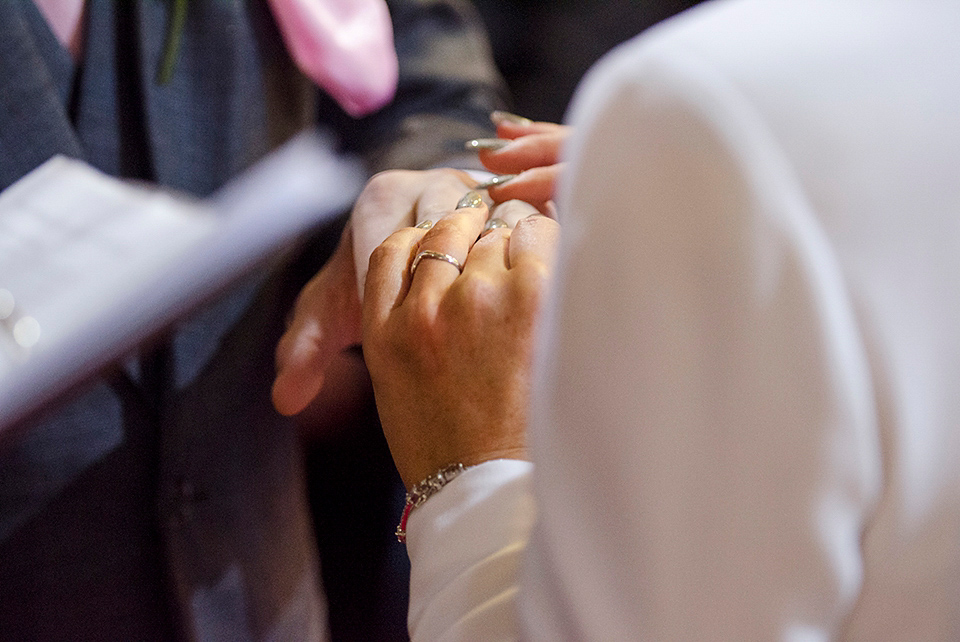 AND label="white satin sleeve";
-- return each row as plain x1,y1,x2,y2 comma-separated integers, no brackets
405,459,534,641
519,38,883,640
